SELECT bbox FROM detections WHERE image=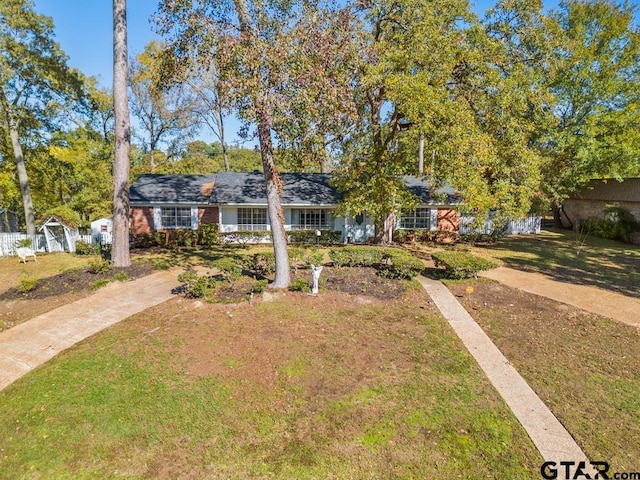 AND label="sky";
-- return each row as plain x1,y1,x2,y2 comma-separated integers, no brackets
32,0,555,146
